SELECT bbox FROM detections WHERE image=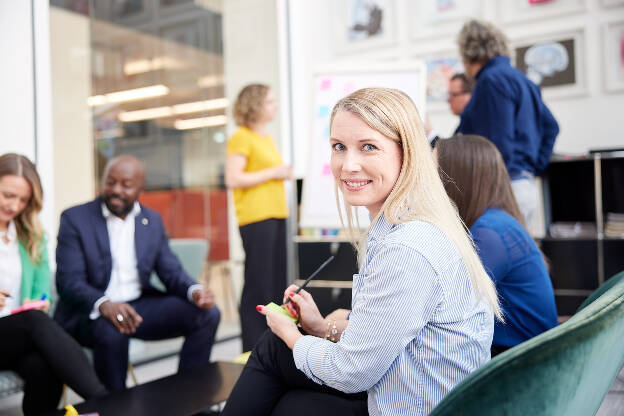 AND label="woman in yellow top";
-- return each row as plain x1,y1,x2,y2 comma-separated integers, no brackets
226,84,293,350
0,153,106,415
